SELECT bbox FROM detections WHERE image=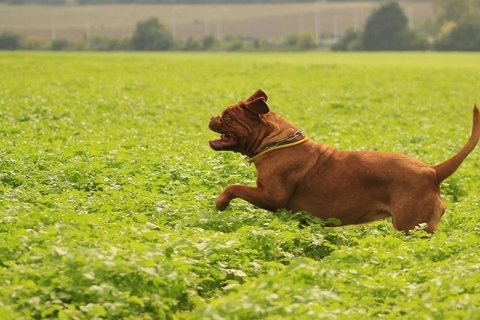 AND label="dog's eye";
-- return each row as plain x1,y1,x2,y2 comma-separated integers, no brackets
223,114,232,122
